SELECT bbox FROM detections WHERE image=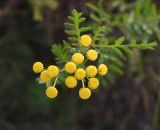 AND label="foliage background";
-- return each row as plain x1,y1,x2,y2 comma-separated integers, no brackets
0,0,160,130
